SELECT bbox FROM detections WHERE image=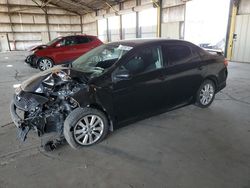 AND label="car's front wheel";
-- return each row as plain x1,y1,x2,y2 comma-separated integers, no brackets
195,79,216,108
37,57,53,71
64,107,109,149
